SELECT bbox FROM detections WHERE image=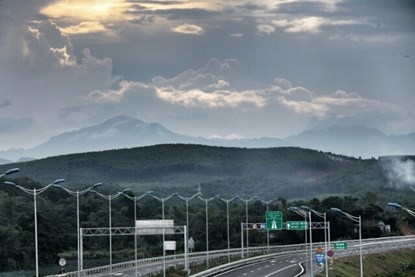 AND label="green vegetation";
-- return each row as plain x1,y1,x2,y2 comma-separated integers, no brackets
316,249,415,277
0,144,414,275
1,144,414,201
